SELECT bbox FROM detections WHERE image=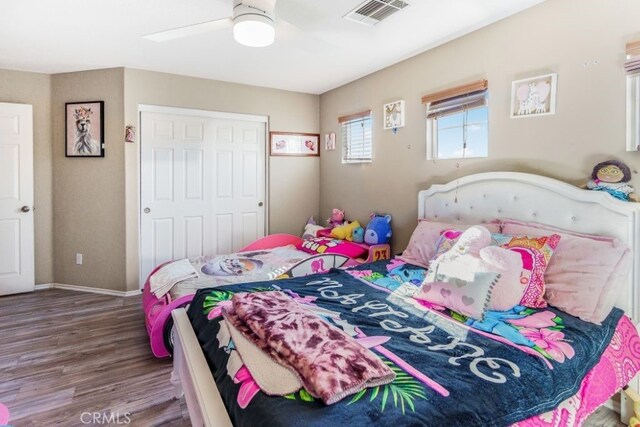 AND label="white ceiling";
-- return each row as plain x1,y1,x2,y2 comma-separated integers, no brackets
0,0,544,94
